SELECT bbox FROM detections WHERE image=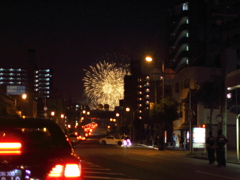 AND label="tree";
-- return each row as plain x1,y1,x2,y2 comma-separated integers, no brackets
194,76,222,131
149,97,179,149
